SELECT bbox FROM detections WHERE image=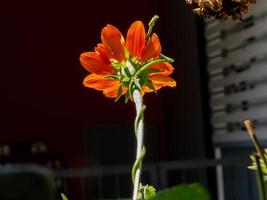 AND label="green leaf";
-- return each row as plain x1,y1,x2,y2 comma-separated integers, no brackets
123,76,130,82
131,146,146,183
123,66,133,77
104,75,120,80
124,92,130,103
61,193,69,200
147,15,159,38
110,59,124,69
144,185,156,200
248,165,257,170
146,80,156,94
139,72,148,86
251,155,256,162
160,53,174,63
249,153,267,174
147,68,161,74
134,105,146,136
115,85,123,102
137,190,143,200
151,183,211,200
